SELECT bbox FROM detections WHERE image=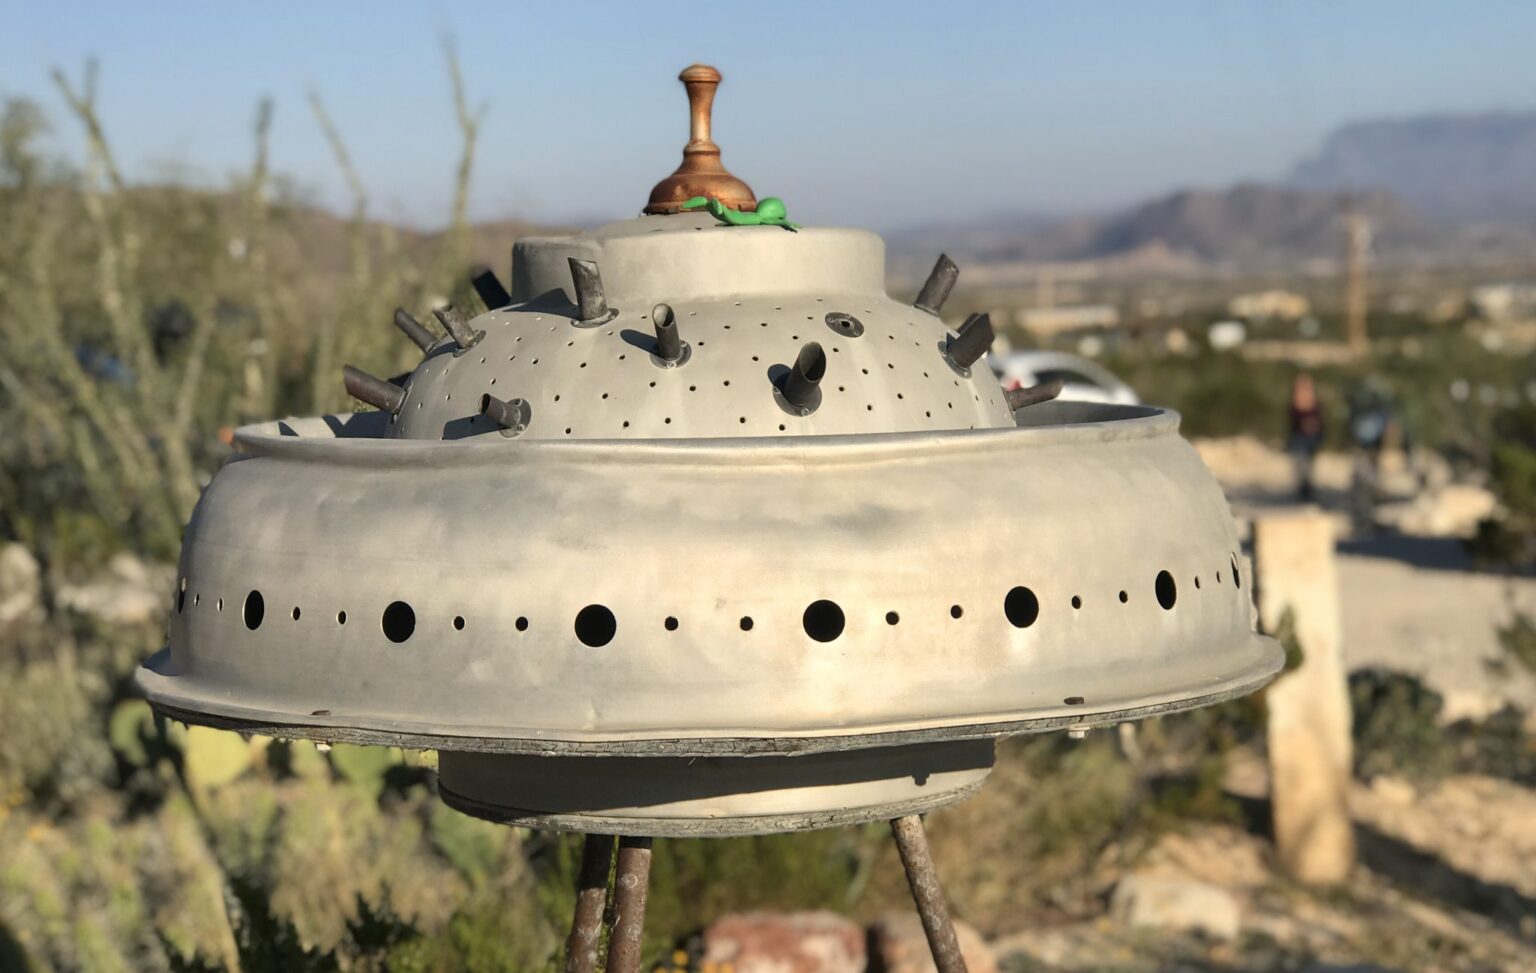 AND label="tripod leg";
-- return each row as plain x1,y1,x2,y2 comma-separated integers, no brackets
565,834,616,973
891,815,968,973
603,836,654,973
